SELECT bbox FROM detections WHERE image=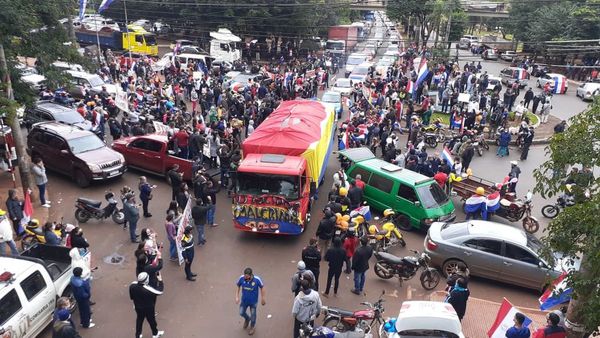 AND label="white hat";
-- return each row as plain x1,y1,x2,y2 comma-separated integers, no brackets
510,161,518,165
137,272,149,284
297,261,306,270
